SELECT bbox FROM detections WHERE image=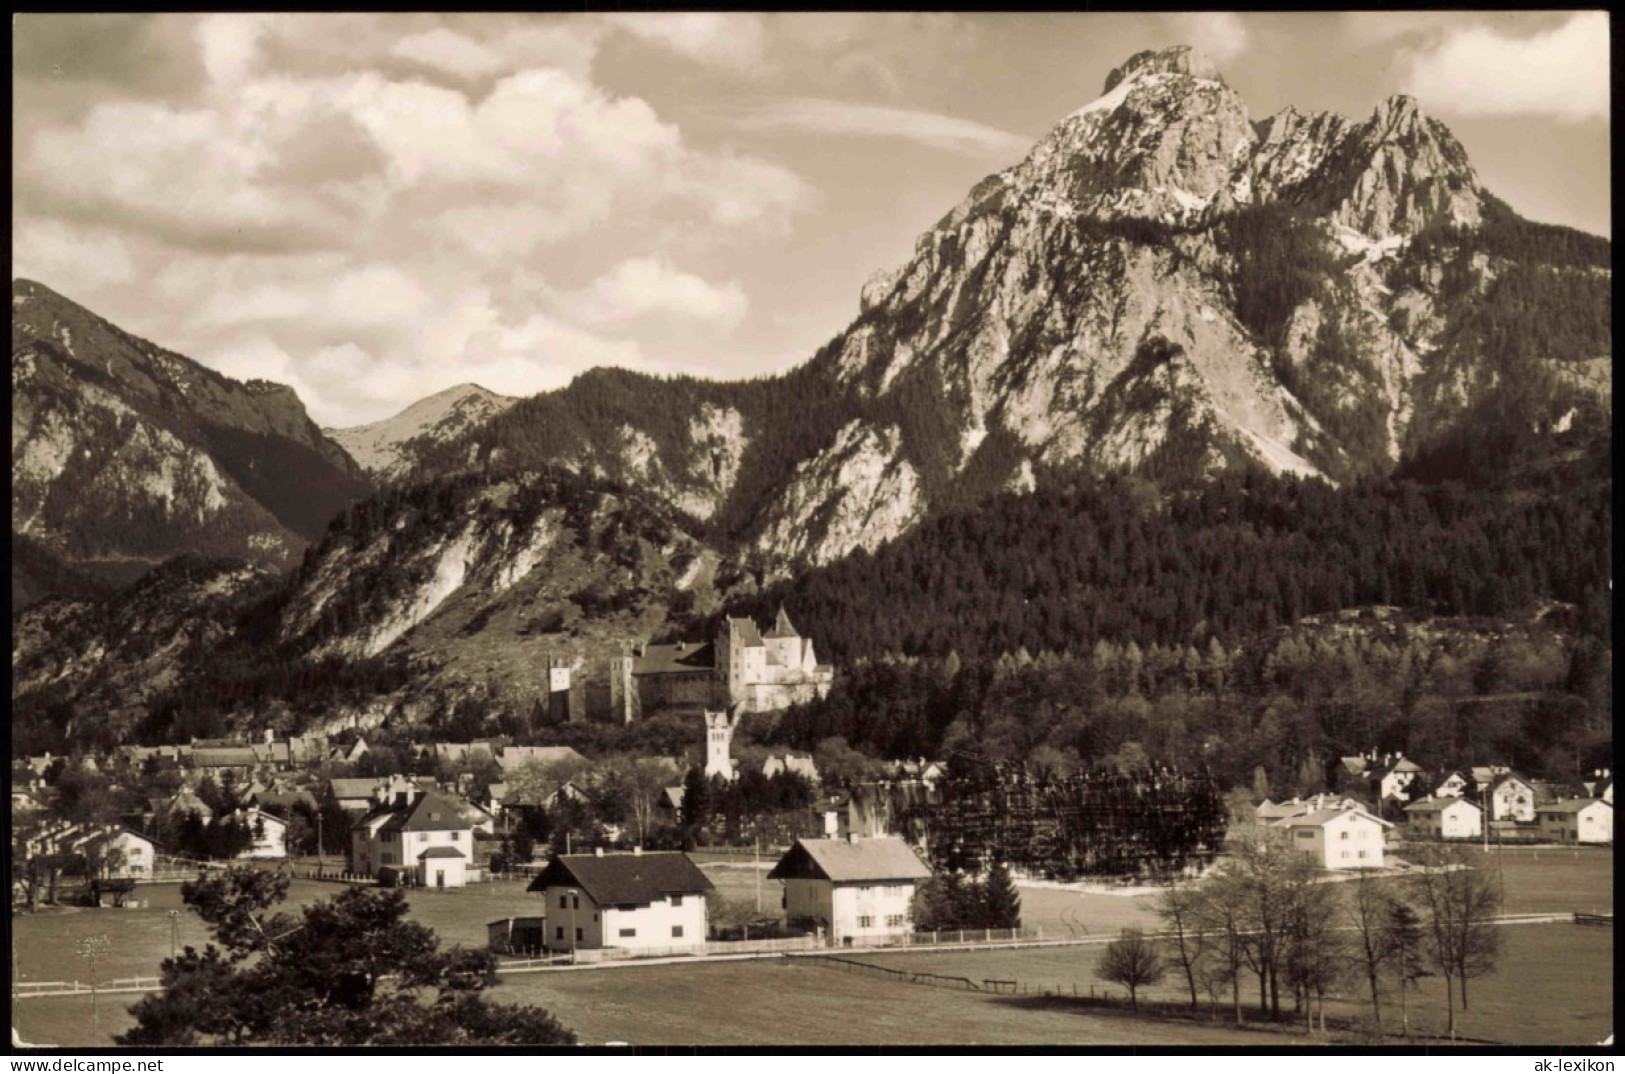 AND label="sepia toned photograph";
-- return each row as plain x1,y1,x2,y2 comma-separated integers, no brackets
9,11,1612,1052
